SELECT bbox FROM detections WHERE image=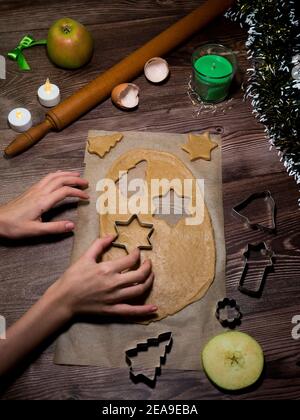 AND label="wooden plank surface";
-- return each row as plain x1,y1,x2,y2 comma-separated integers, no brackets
1,0,300,400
